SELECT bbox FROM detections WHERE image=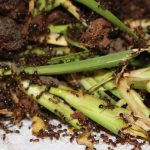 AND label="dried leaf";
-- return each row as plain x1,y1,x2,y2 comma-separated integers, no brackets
77,131,94,150
32,115,46,135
